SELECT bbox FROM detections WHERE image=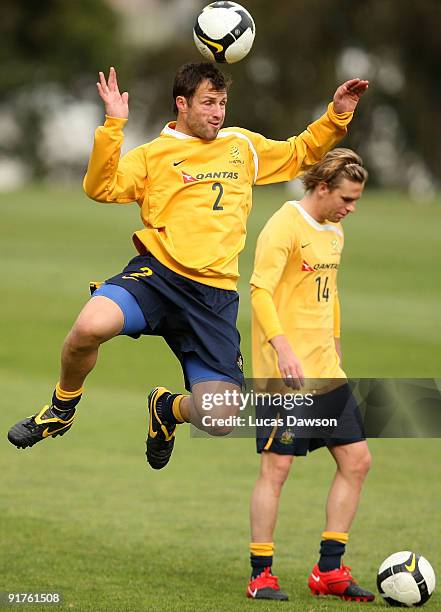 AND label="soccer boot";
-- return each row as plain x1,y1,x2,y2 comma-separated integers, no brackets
308,564,375,602
7,404,76,449
146,387,176,470
246,568,289,600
